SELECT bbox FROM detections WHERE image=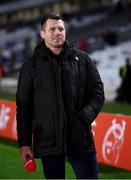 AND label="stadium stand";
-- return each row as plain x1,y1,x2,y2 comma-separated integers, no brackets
0,0,131,102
